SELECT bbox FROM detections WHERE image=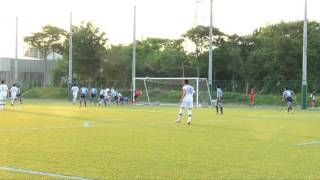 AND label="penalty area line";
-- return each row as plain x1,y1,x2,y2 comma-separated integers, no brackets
0,166,94,180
